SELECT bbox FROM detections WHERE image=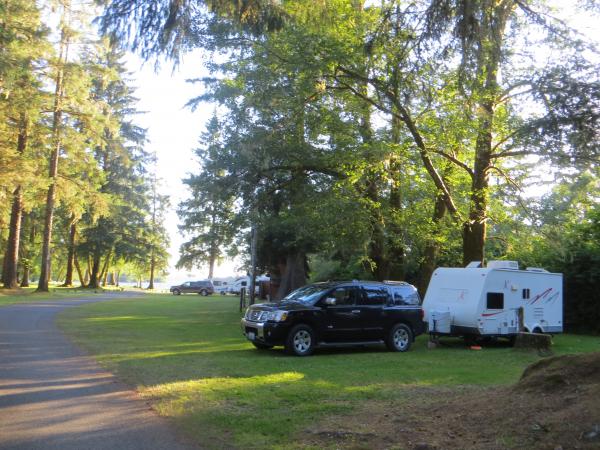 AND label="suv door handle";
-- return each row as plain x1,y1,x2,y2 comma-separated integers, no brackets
351,309,361,314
